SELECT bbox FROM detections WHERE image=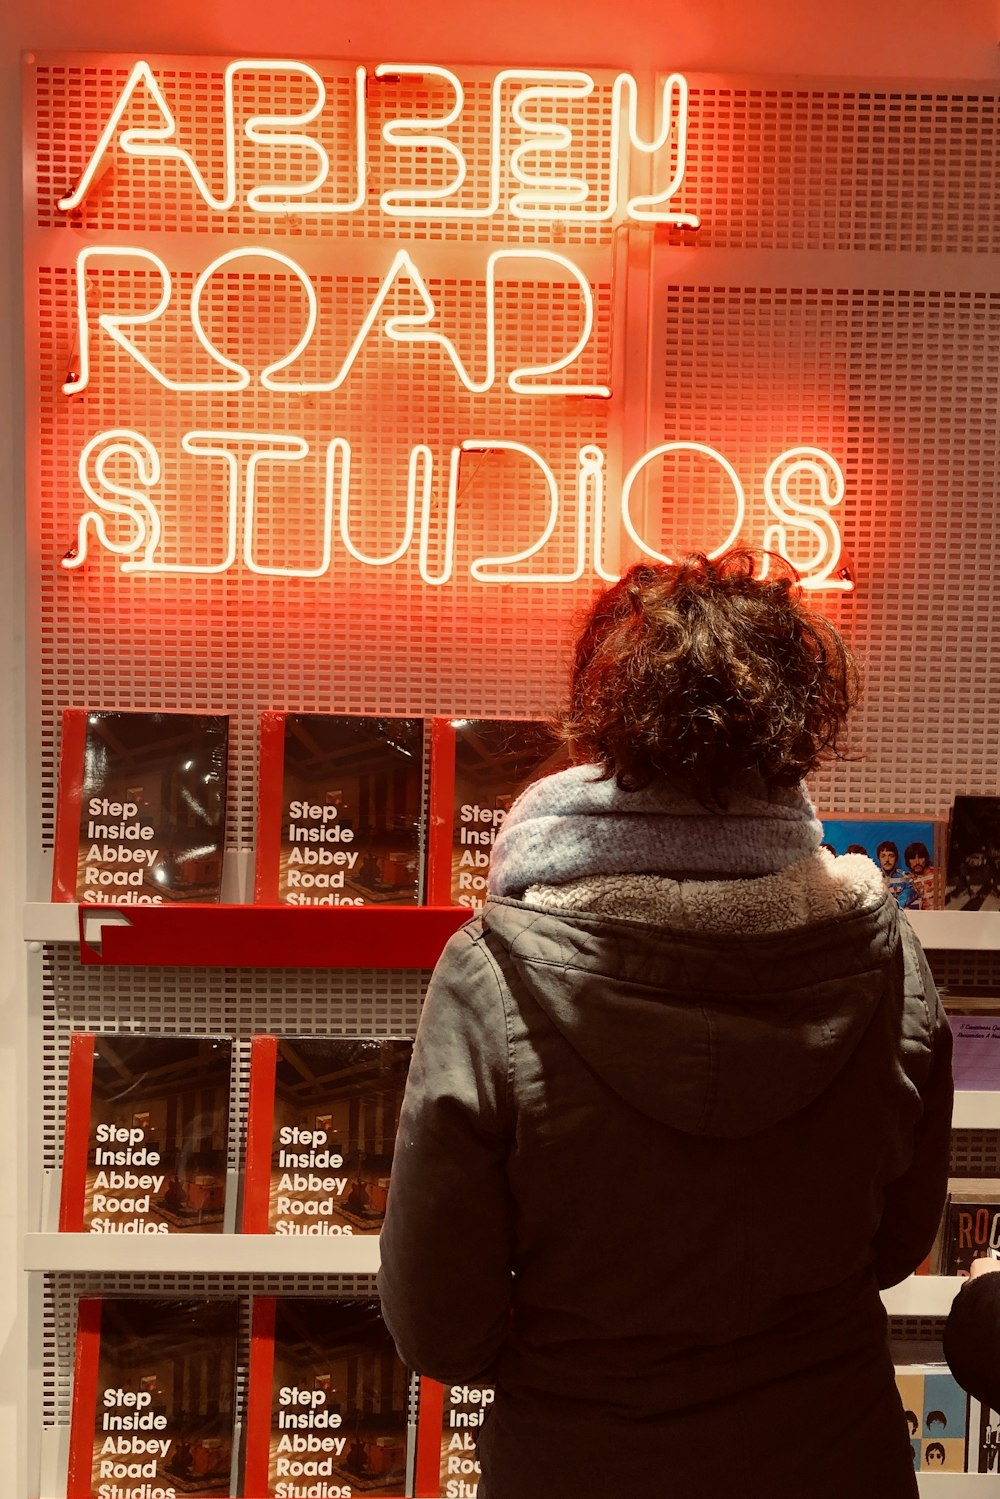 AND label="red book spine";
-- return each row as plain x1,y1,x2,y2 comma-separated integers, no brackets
243,1296,277,1496
426,718,457,907
413,1377,446,1498
59,1032,95,1232
242,1035,278,1233
65,1298,102,1497
254,712,287,903
51,708,90,901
